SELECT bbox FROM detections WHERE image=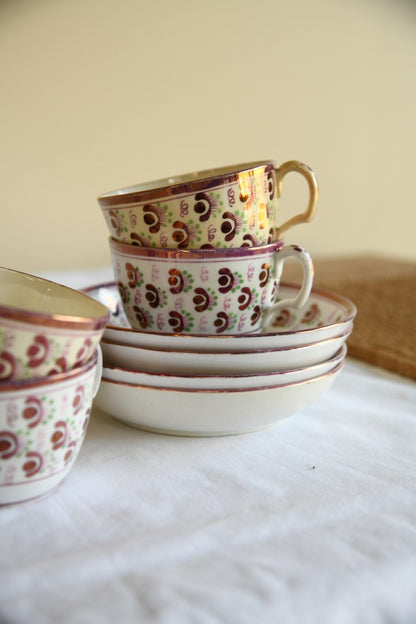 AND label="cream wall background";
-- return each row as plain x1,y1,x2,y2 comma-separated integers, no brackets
1,0,415,275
